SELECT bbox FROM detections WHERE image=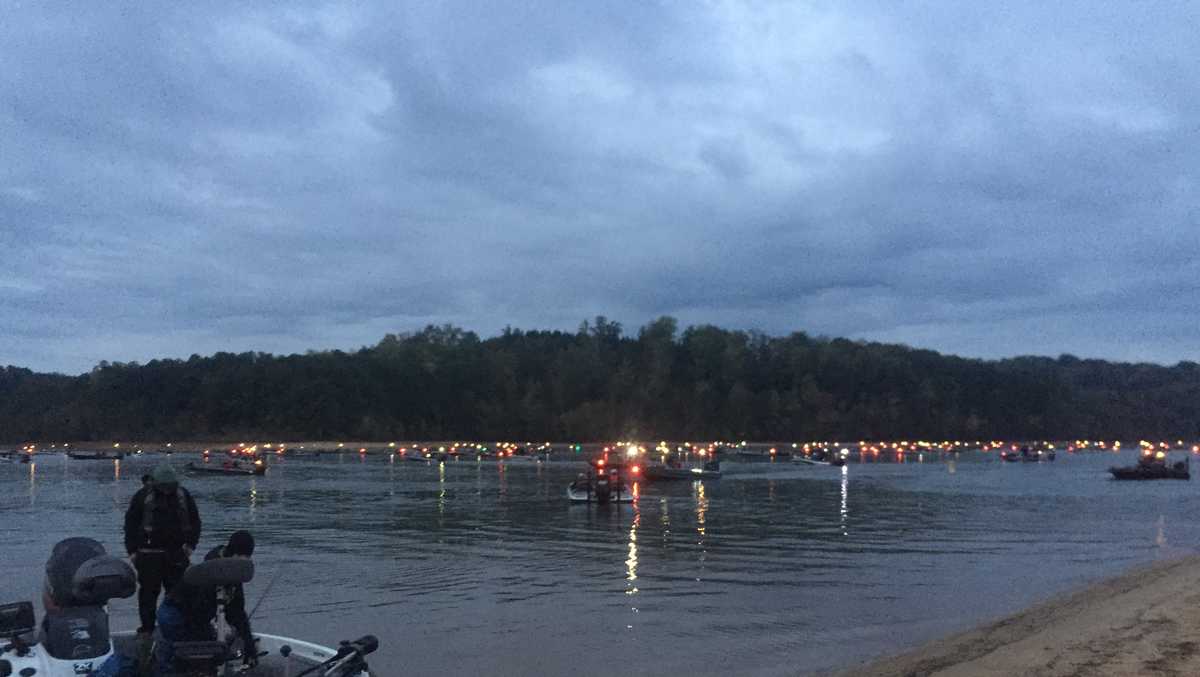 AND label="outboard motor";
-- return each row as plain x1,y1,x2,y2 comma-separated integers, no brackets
41,537,135,661
594,476,613,504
